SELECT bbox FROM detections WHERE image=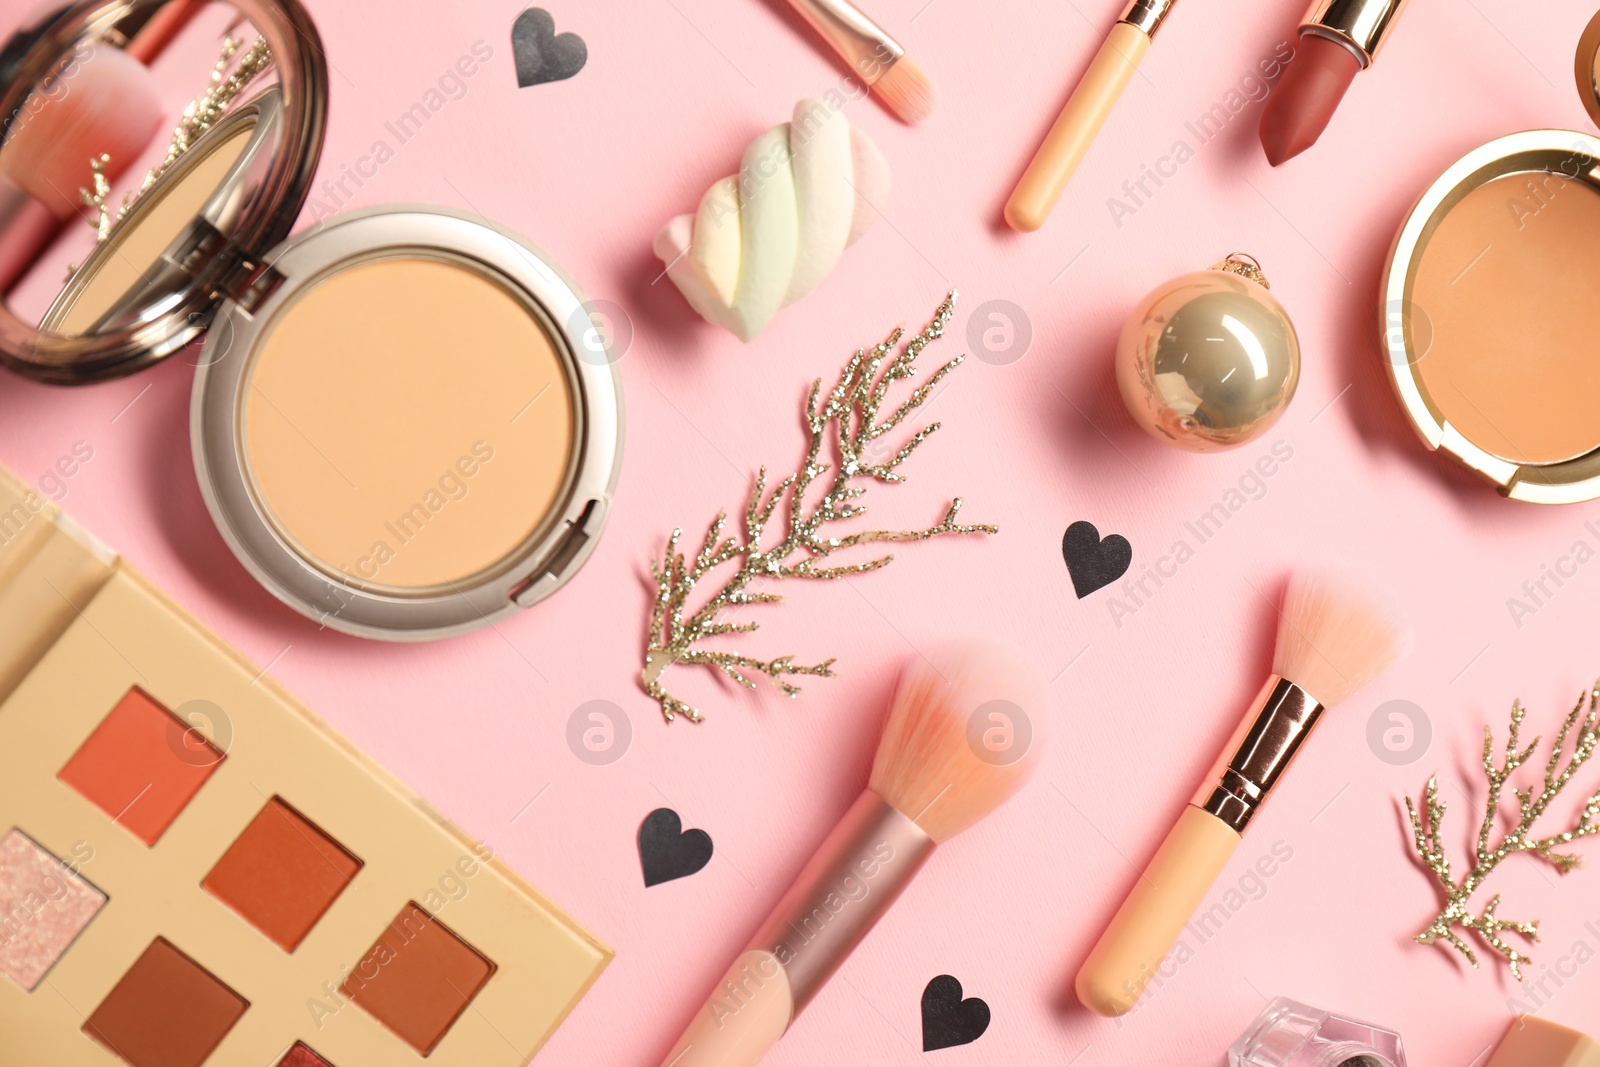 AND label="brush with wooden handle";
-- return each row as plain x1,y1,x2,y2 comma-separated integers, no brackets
1074,570,1410,1016
660,640,1045,1066
778,0,938,124
1005,0,1182,232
